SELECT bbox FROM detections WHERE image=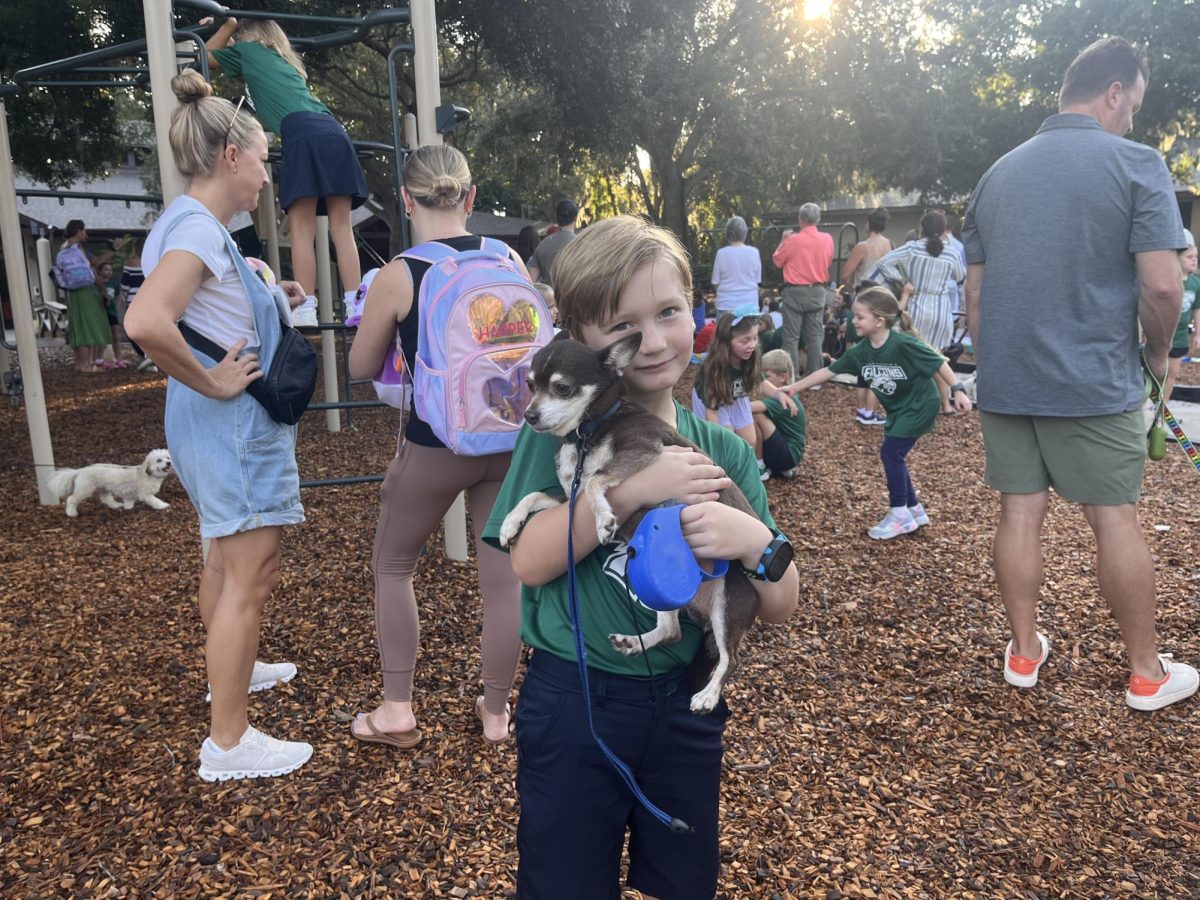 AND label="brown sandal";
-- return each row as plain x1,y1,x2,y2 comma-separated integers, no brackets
475,696,512,745
350,713,422,749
